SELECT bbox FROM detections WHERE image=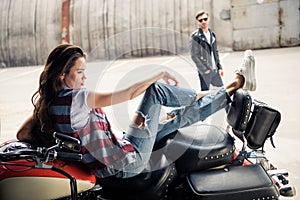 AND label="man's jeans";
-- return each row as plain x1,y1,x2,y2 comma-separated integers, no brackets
119,82,230,178
198,69,223,91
